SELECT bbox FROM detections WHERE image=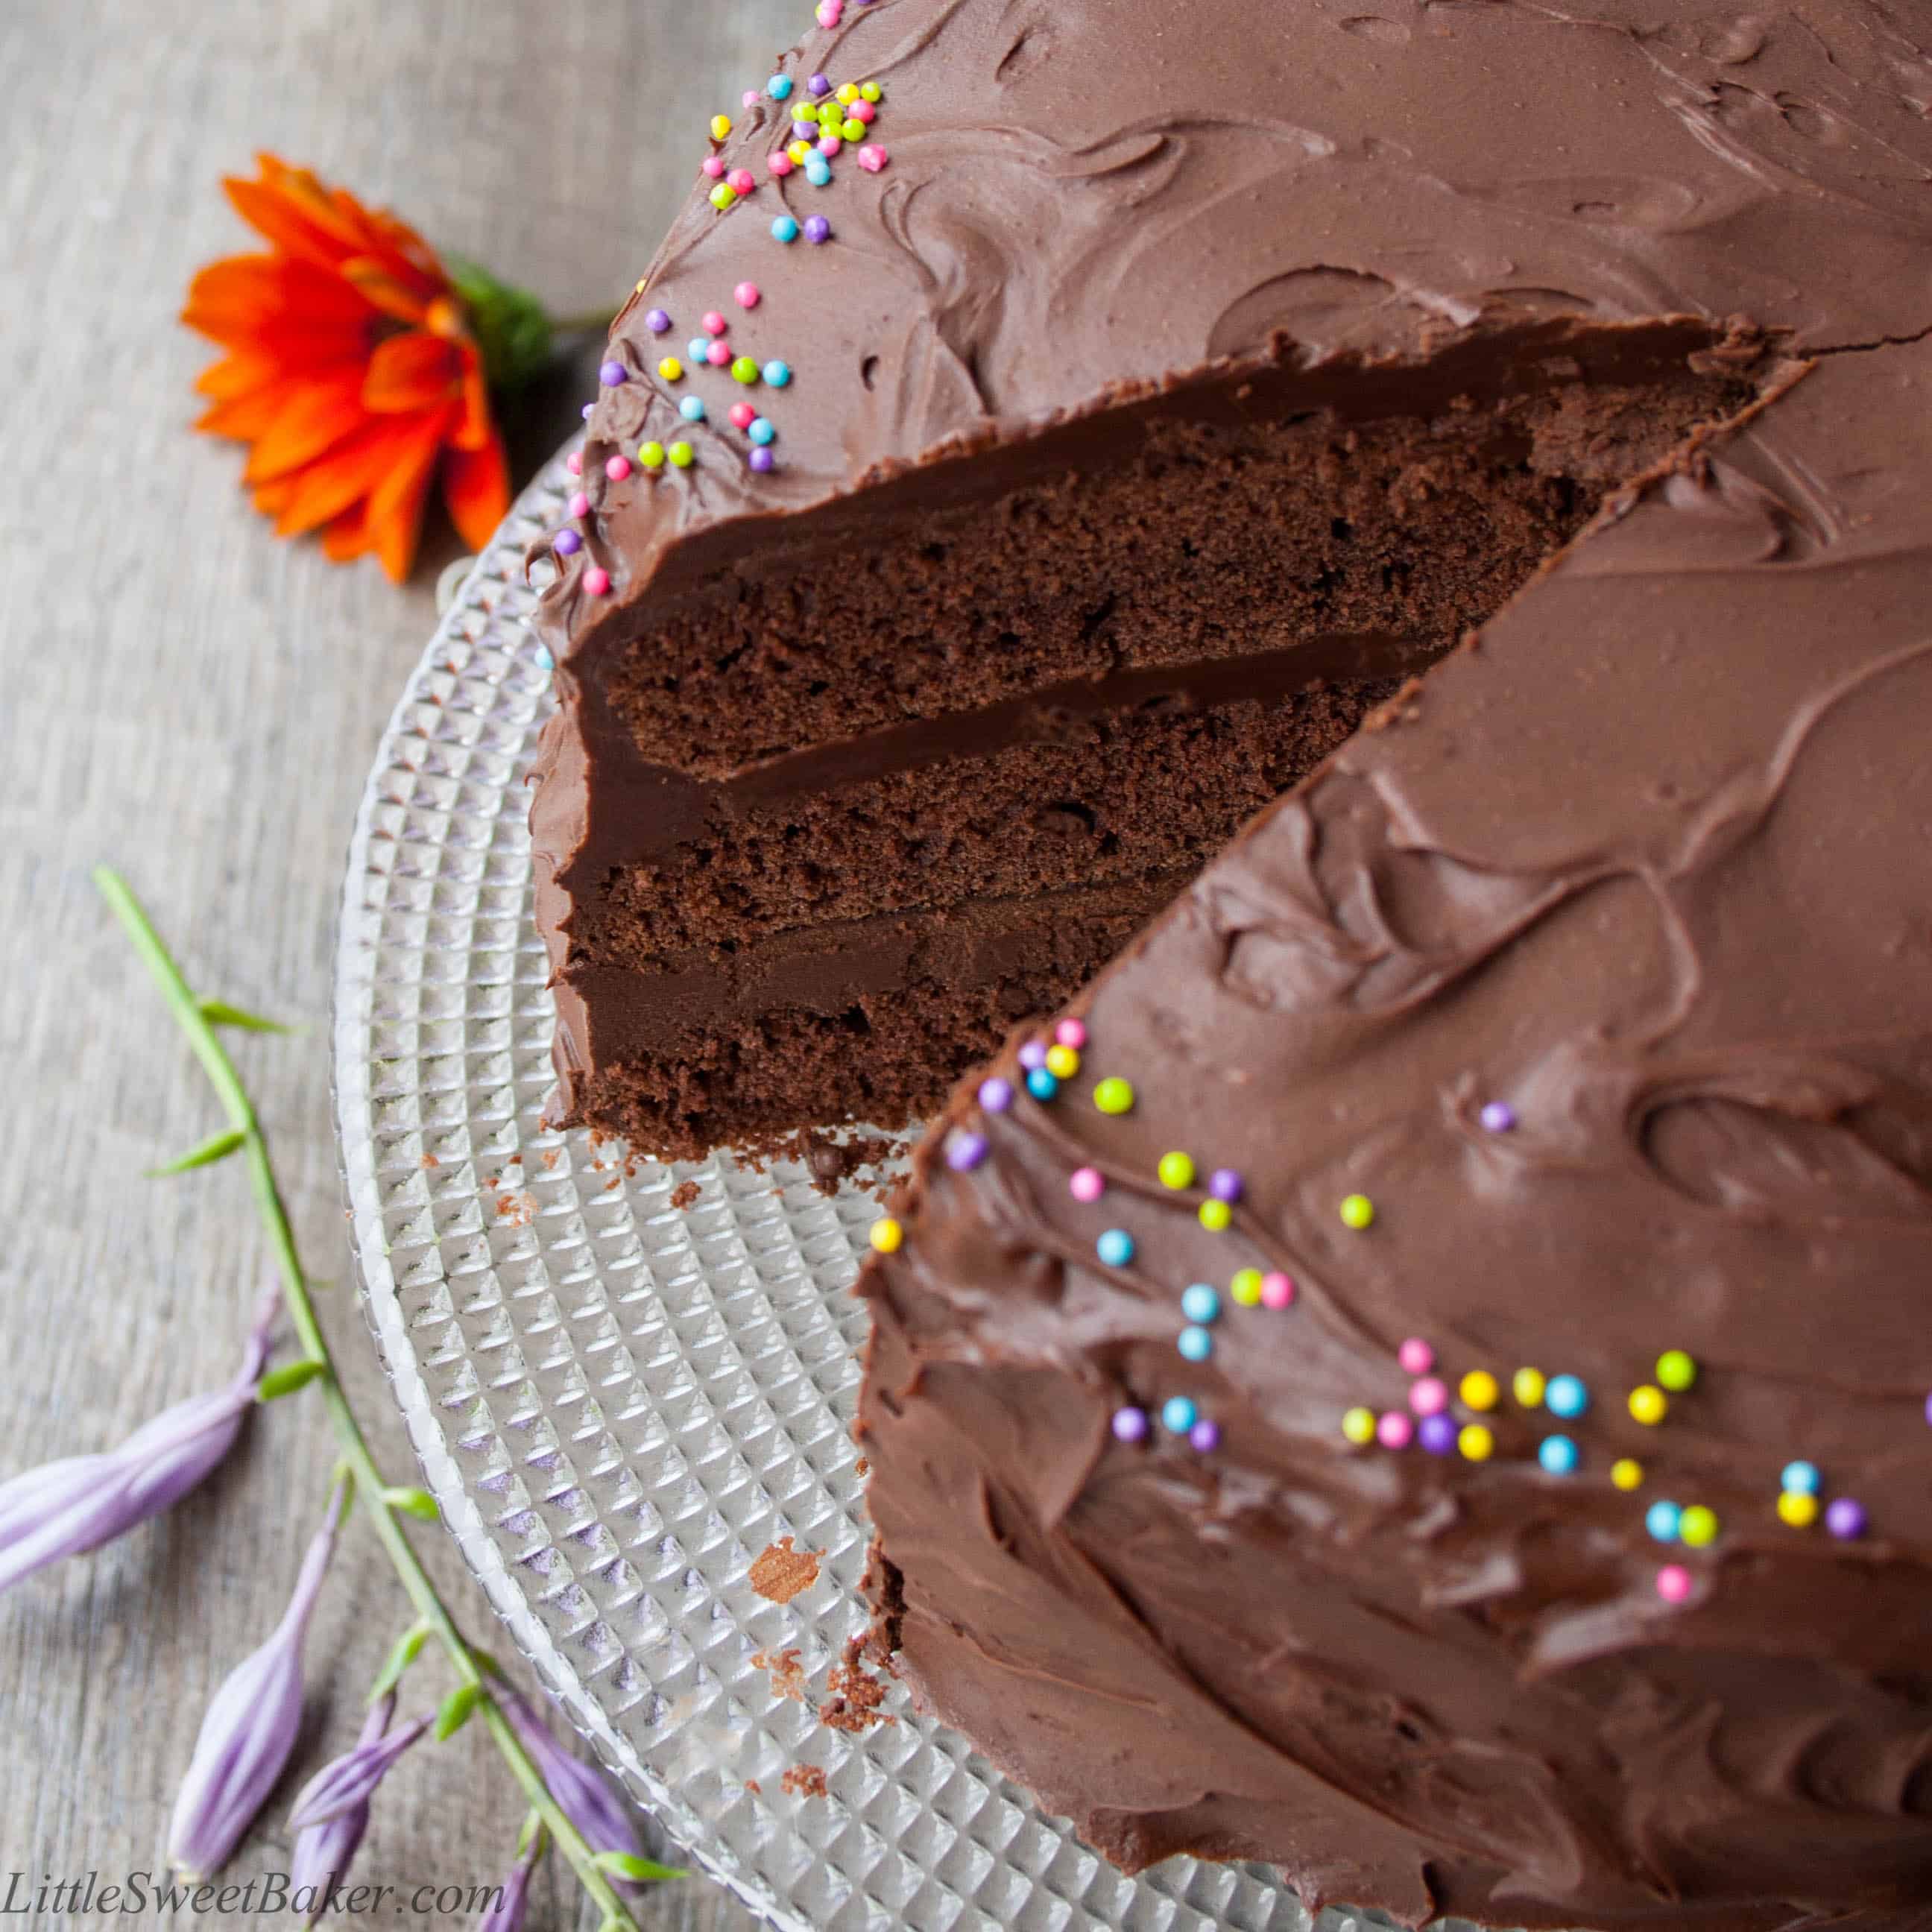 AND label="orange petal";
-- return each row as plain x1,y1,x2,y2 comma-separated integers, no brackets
194,350,285,400
251,476,300,518
443,432,511,552
198,383,302,441
183,254,370,333
274,416,425,537
321,500,378,564
364,406,455,581
363,331,461,413
449,347,495,452
241,367,371,484
341,257,434,326
224,174,363,271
